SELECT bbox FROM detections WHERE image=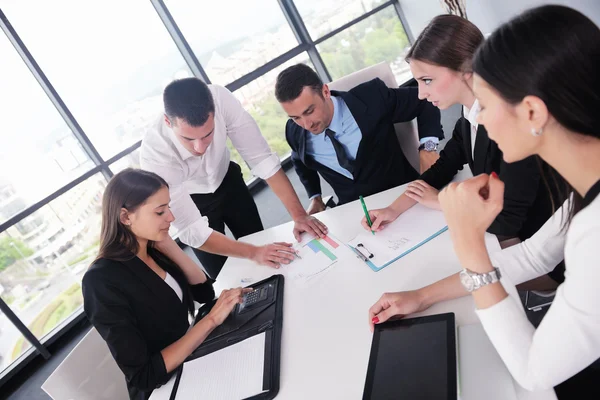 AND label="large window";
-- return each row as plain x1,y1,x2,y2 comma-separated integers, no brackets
0,32,94,225
0,0,415,384
295,0,382,39
165,0,298,85
0,175,104,374
318,5,412,84
109,149,142,175
231,54,314,182
2,0,192,160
